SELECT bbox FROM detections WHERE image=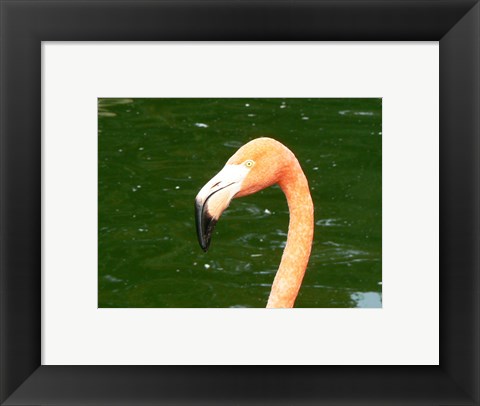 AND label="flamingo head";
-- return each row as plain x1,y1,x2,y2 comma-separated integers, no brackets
194,137,294,251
